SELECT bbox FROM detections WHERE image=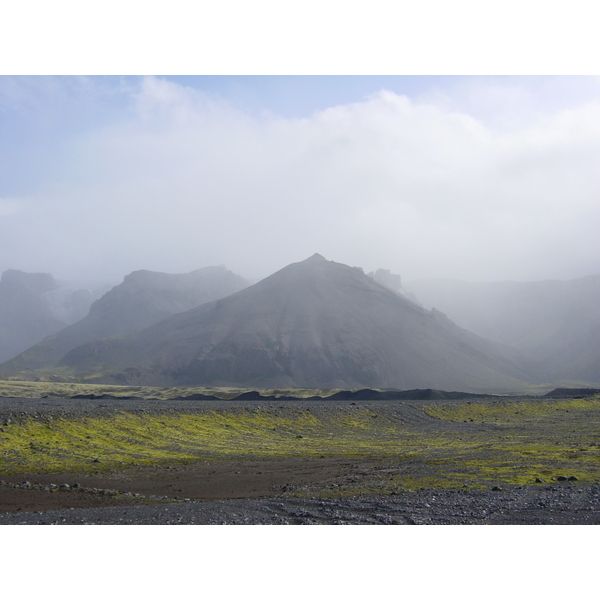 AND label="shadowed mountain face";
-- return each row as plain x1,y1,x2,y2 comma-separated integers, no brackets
0,270,65,363
1,266,248,373
405,276,600,385
58,255,535,392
